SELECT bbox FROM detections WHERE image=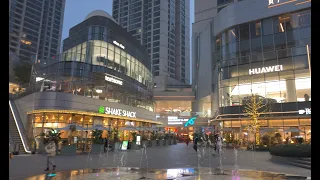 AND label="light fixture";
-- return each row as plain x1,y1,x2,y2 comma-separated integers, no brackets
280,23,285,32
96,89,102,93
80,118,83,122
89,119,92,122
